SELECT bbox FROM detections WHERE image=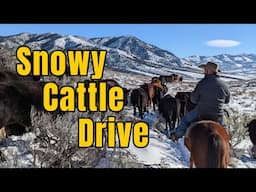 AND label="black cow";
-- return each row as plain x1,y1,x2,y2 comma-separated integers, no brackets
175,92,196,124
152,84,168,111
83,79,130,112
247,119,256,159
130,88,149,119
158,94,180,133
